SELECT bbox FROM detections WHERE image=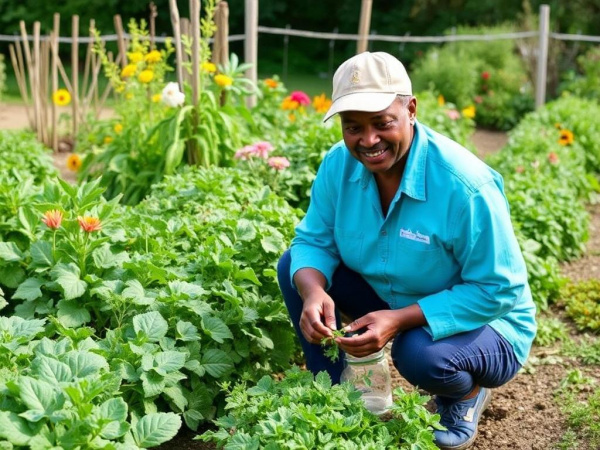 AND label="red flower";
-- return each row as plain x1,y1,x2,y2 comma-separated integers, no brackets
42,210,63,229
290,91,310,106
77,216,102,233
481,71,490,80
548,152,560,164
